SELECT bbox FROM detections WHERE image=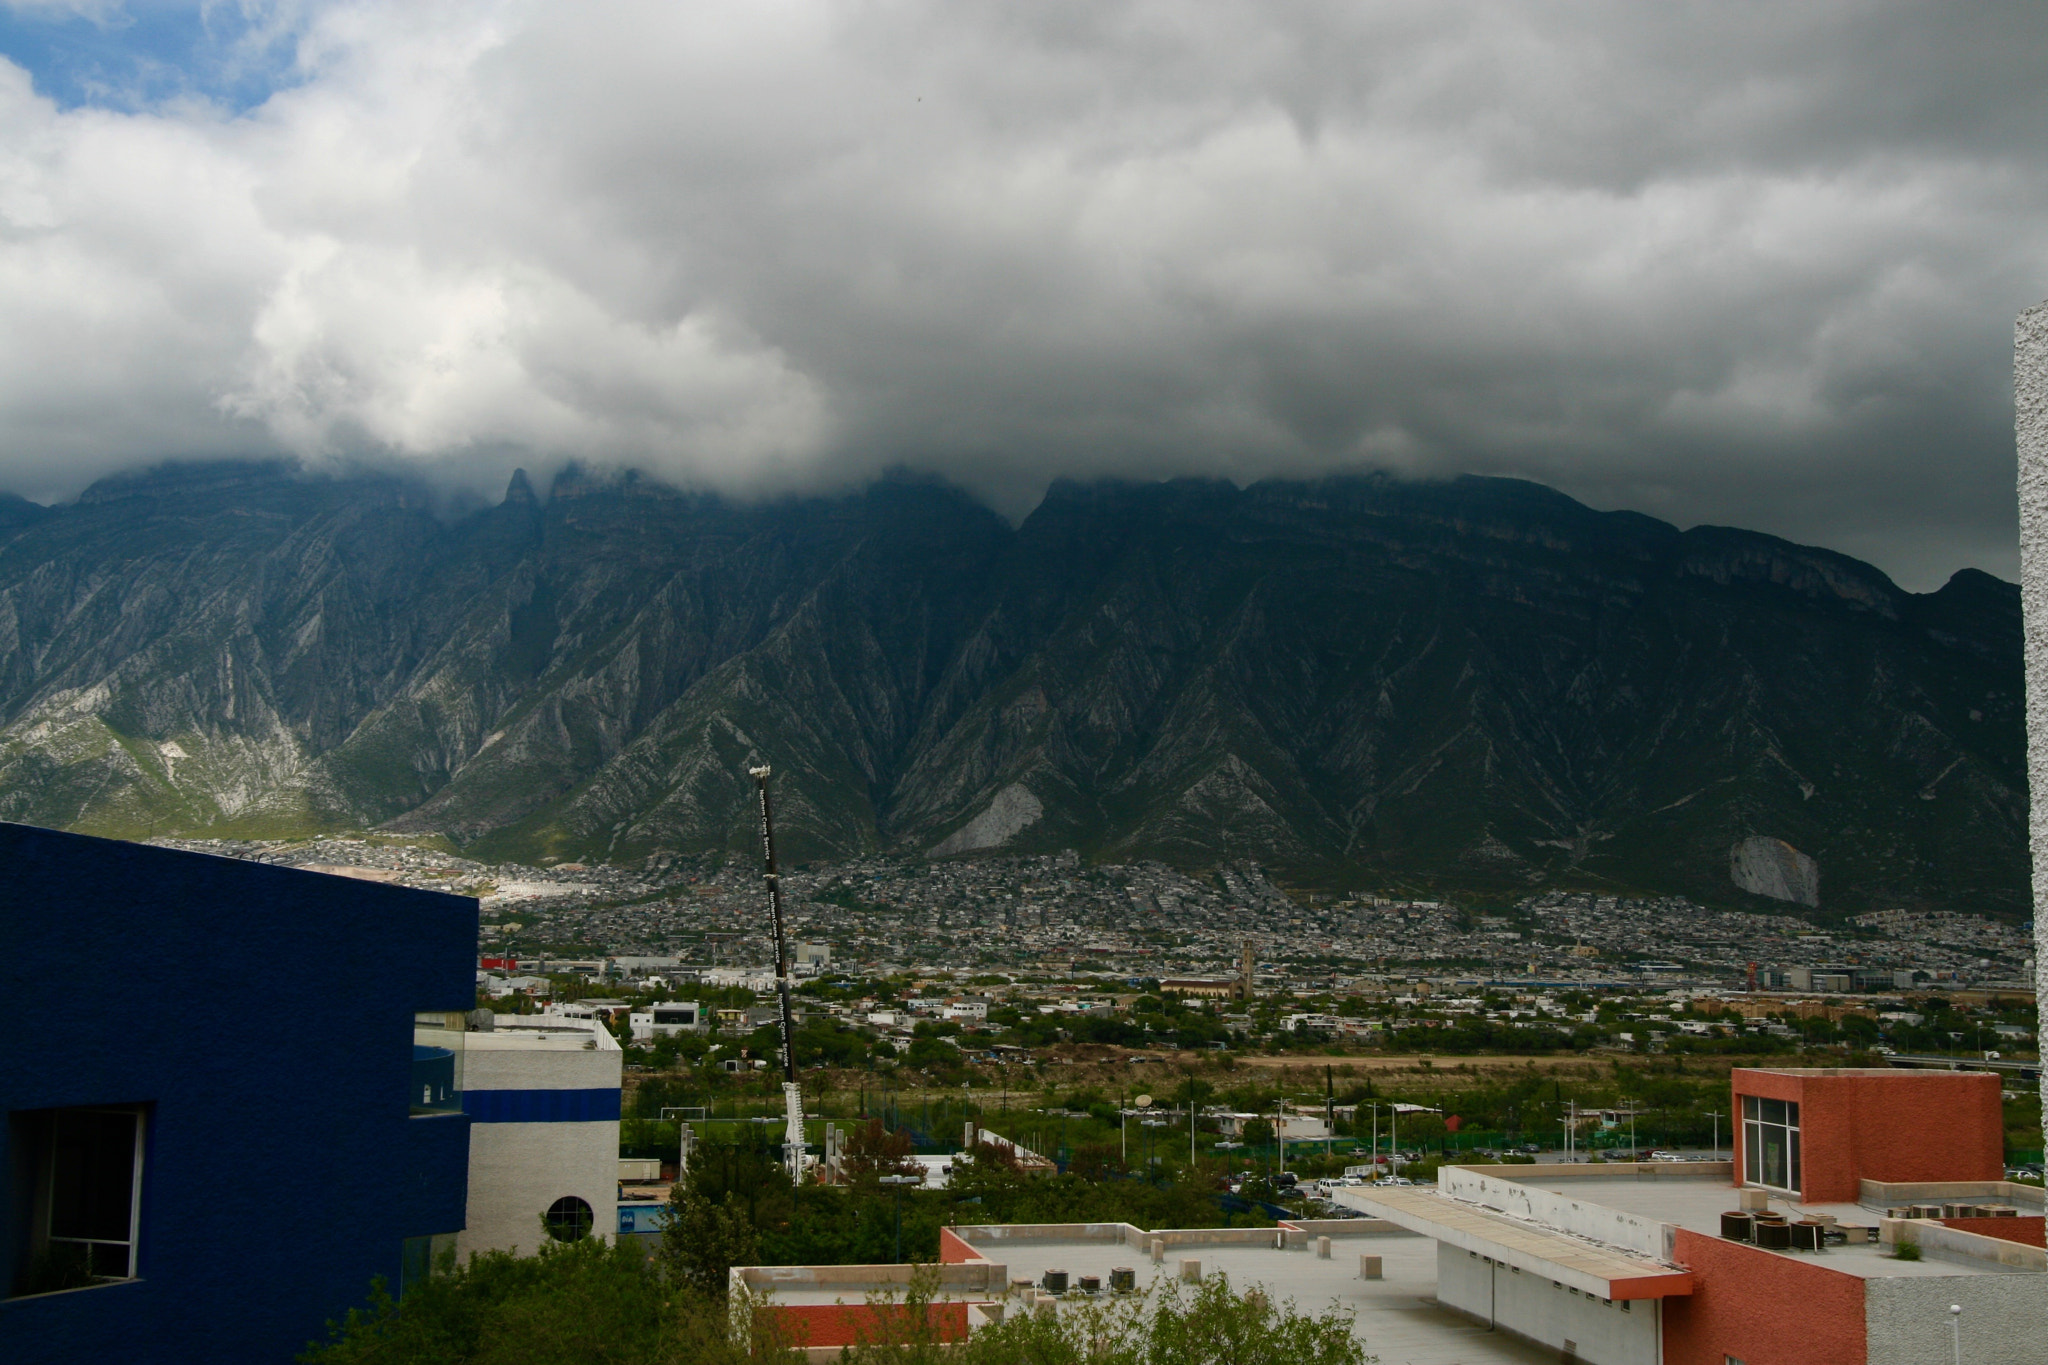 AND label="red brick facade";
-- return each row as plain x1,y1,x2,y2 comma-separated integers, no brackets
1663,1229,1867,1365
1730,1068,2002,1203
